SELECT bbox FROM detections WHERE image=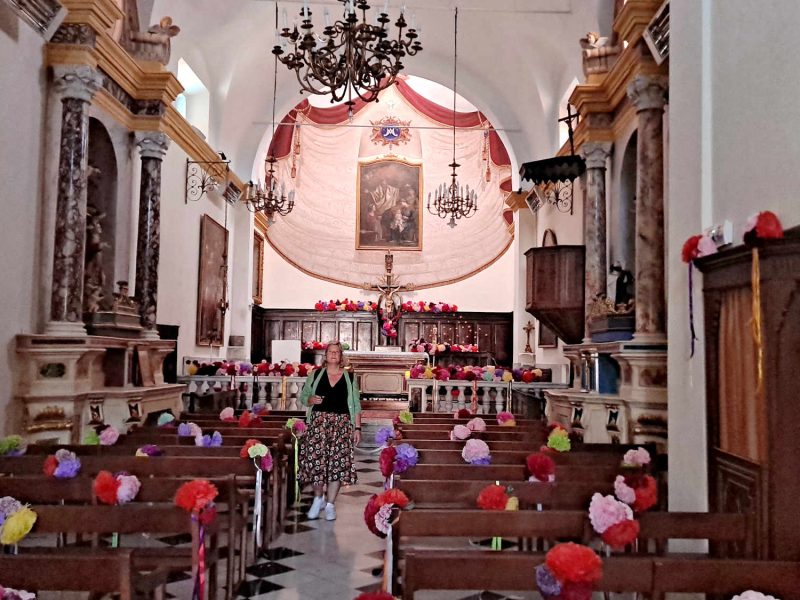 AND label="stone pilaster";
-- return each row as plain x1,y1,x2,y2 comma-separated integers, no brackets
627,75,668,340
45,65,103,336
134,132,170,339
581,141,613,337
